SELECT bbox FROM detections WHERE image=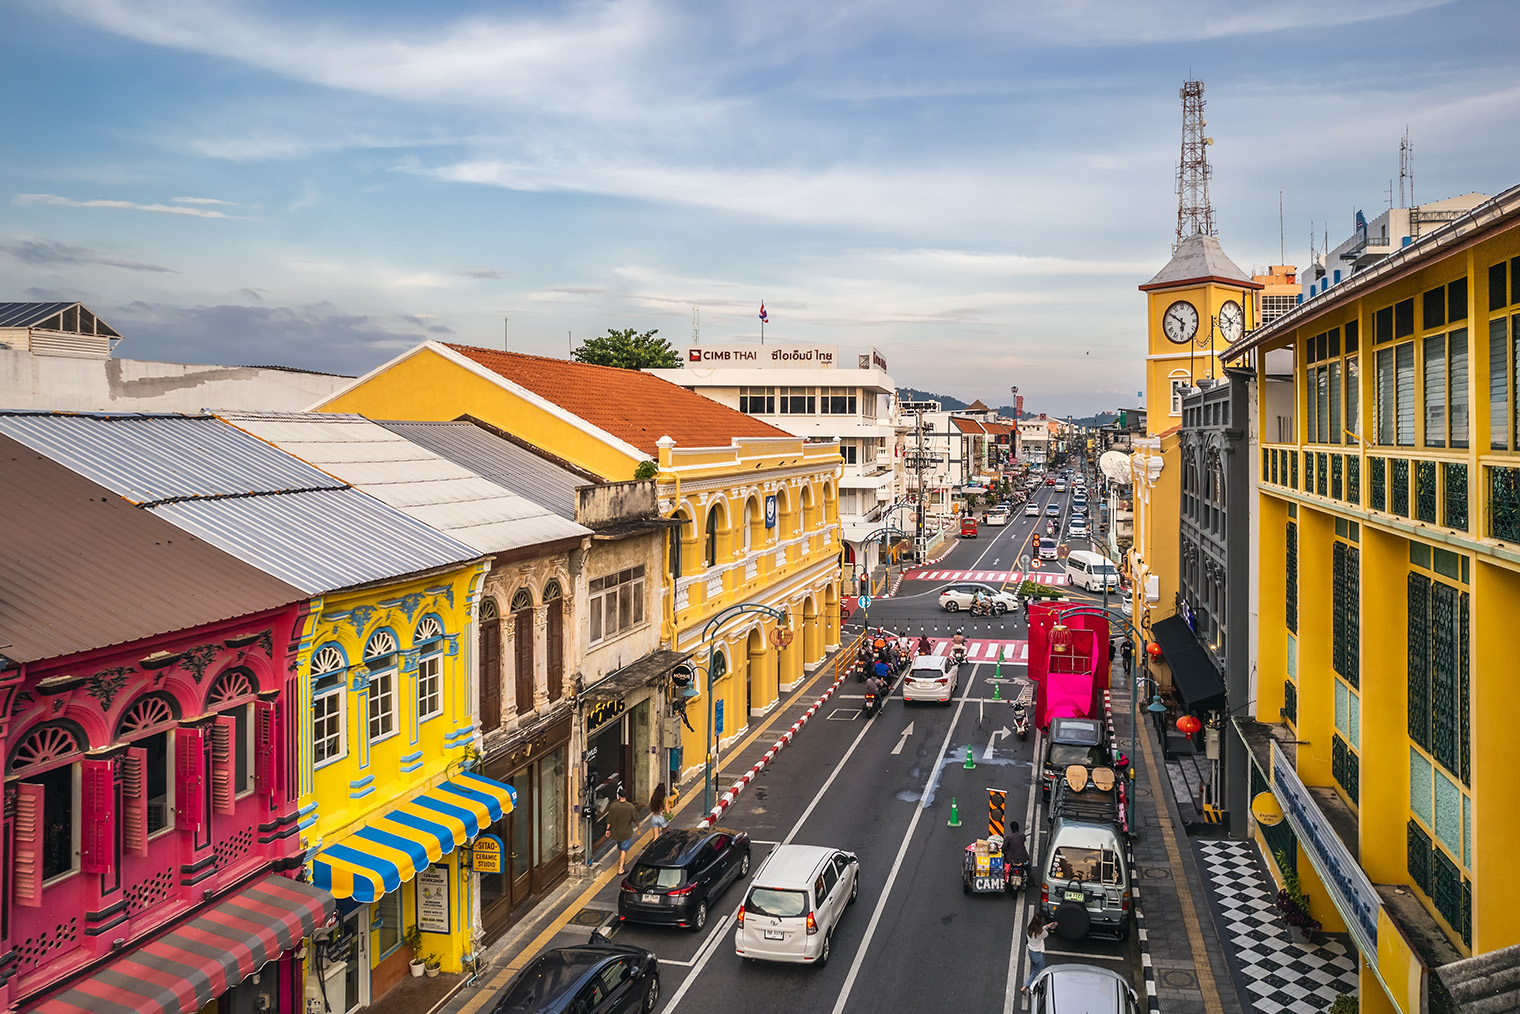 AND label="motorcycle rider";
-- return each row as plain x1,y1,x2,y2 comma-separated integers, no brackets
916,633,934,657
863,669,888,713
951,627,967,663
